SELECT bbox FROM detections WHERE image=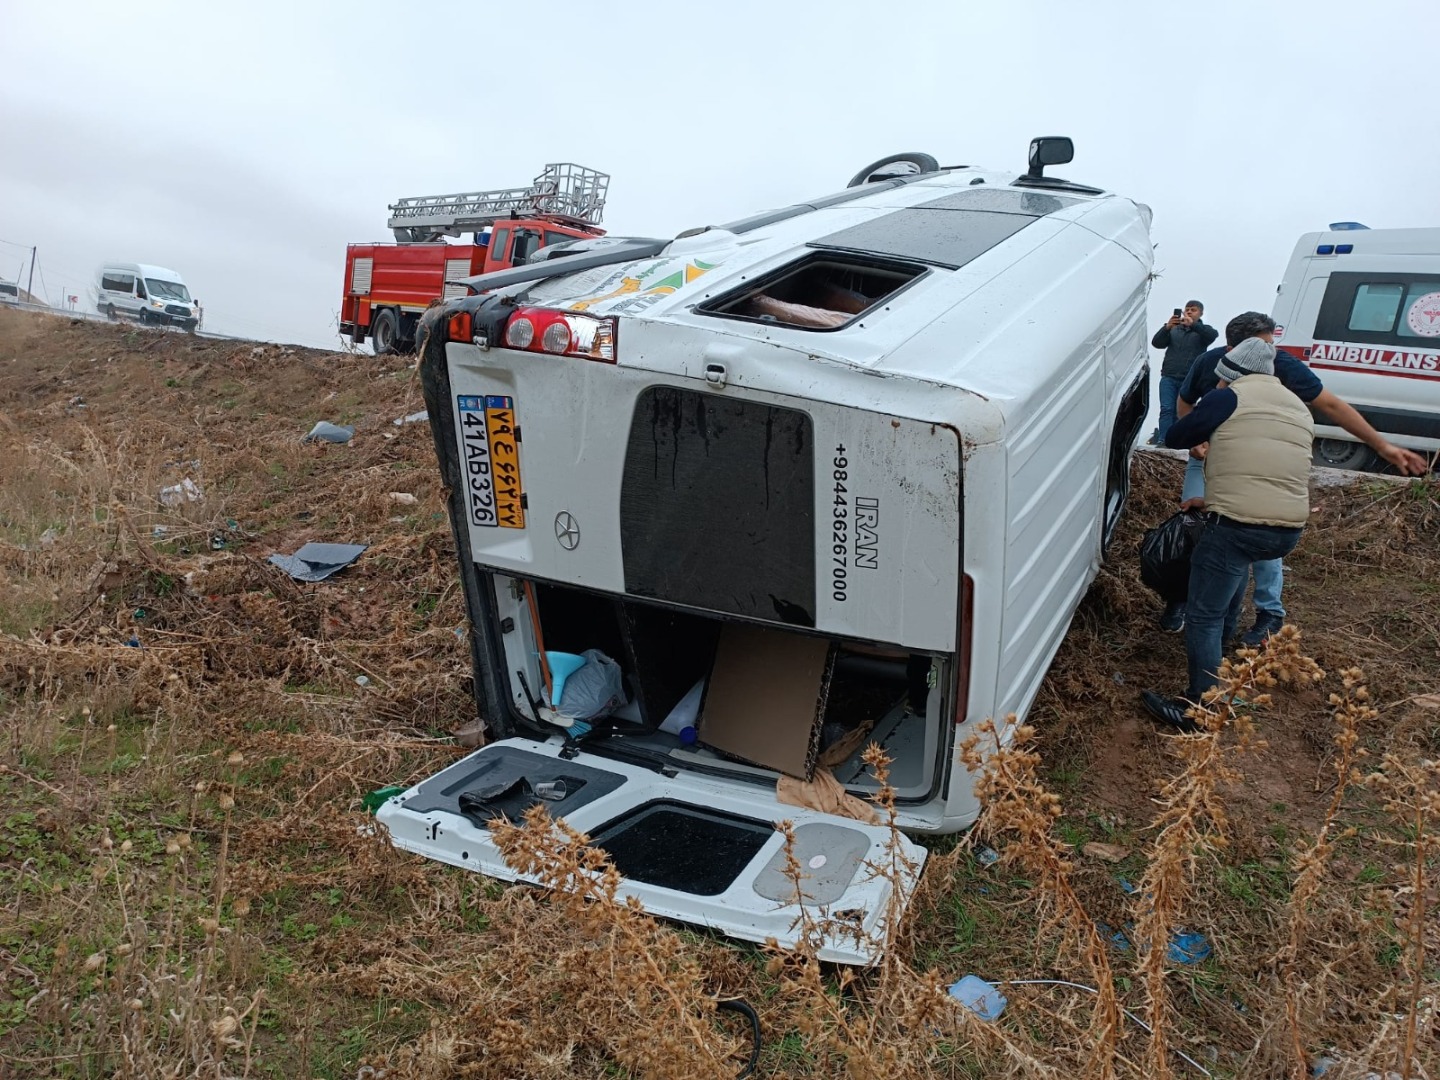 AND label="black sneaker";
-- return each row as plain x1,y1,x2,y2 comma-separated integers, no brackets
1140,690,1202,734
1158,600,1186,633
1241,611,1285,648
